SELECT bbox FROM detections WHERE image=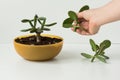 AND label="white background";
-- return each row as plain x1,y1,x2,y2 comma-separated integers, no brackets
1,0,120,80
0,0,120,44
